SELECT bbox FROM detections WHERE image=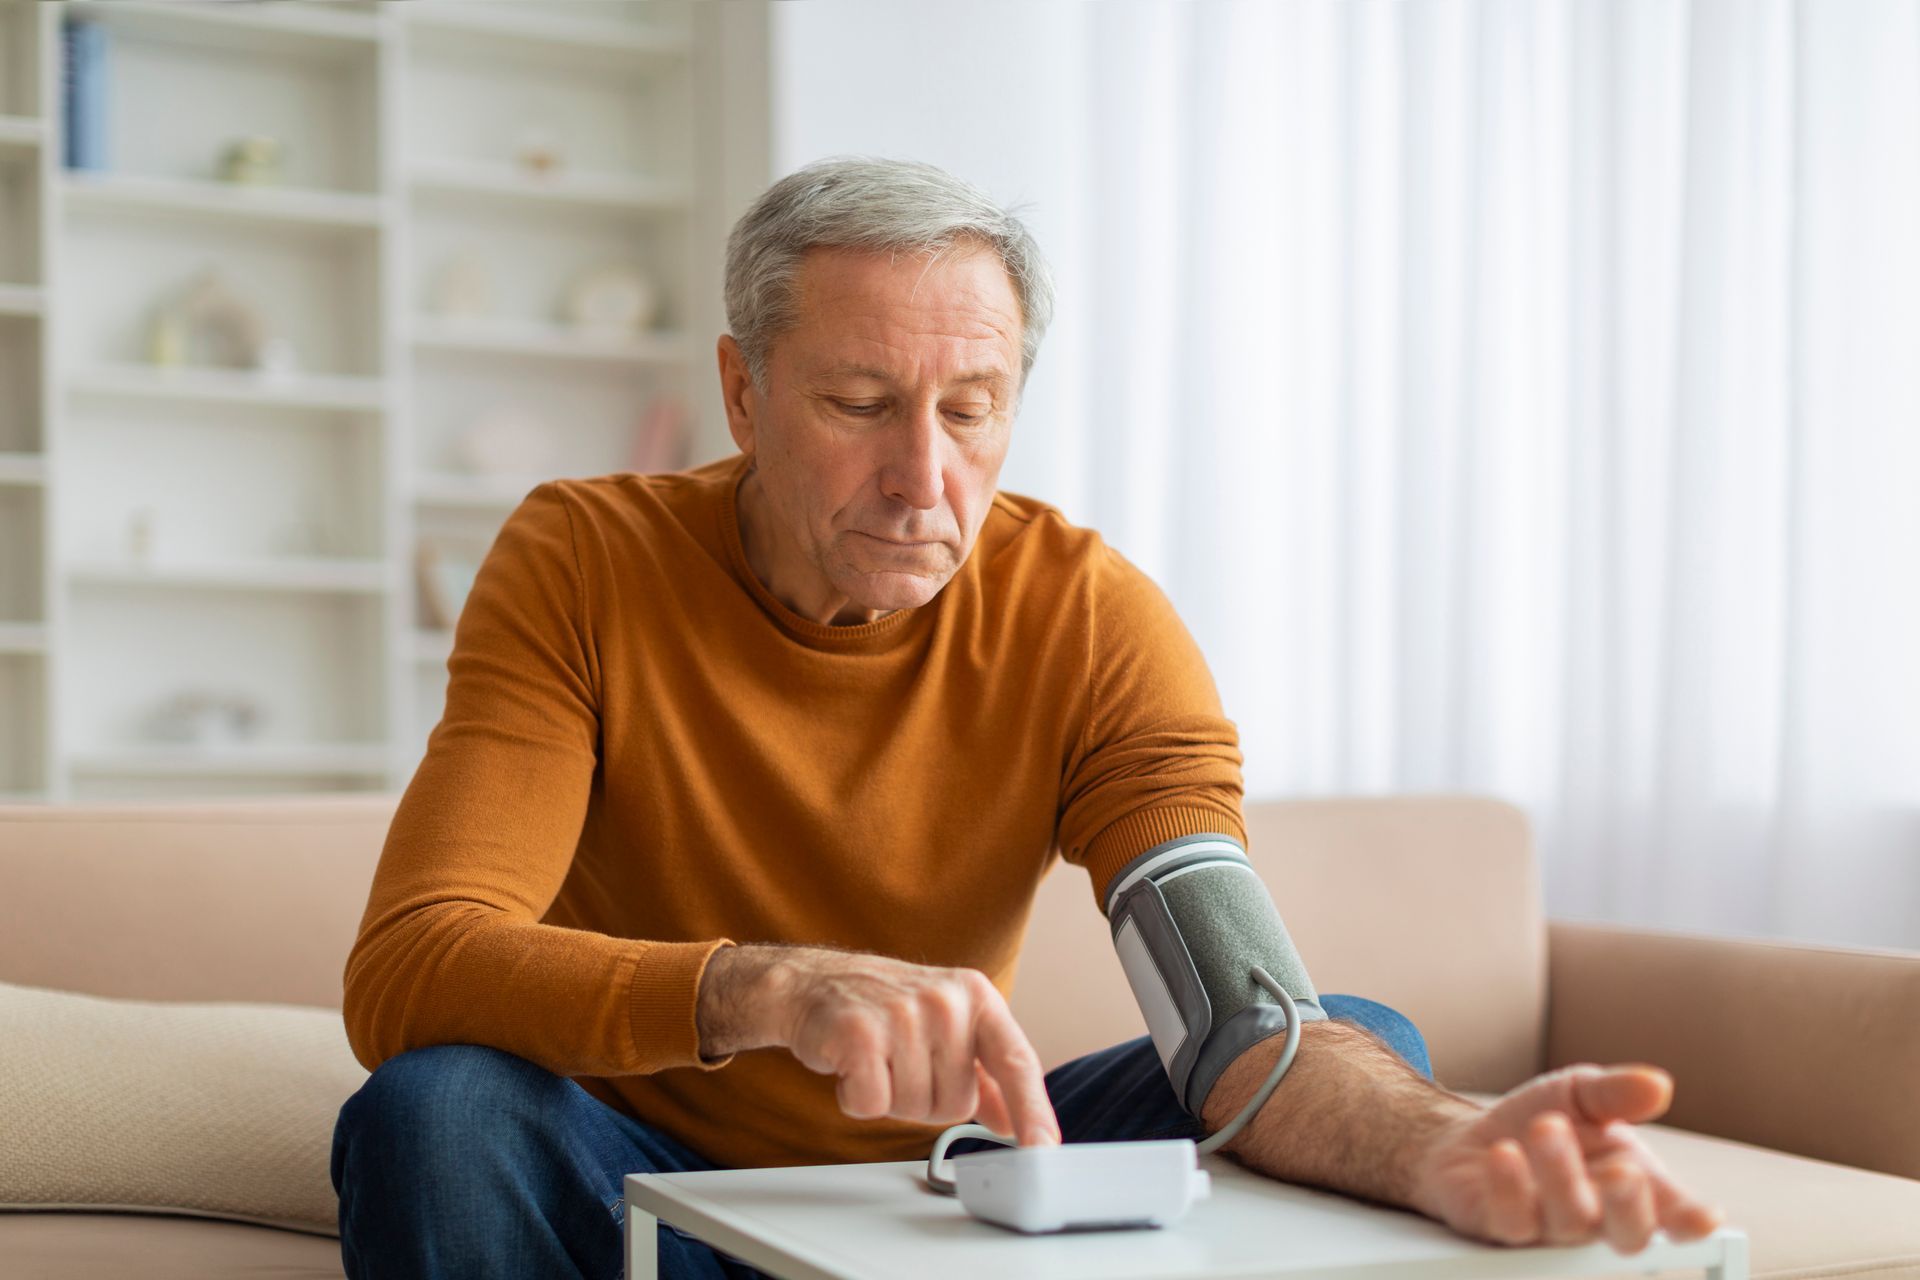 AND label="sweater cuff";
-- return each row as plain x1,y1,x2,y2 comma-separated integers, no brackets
1080,805,1249,914
627,937,739,1073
